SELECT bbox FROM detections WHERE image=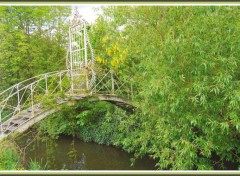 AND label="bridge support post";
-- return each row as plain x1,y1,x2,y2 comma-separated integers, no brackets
70,70,74,94
16,84,20,112
86,72,89,90
84,23,89,91
111,71,115,95
30,84,34,116
84,21,88,69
